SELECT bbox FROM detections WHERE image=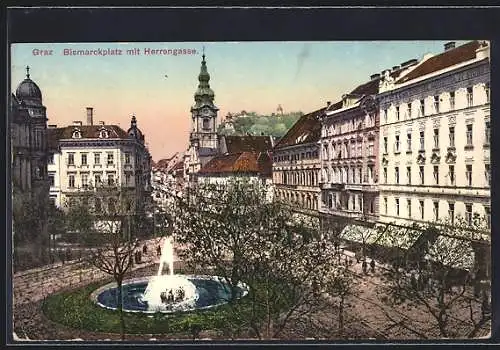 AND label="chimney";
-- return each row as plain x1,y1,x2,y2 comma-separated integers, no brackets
99,121,105,126
86,107,94,126
392,65,400,71
370,73,380,80
400,58,418,67
326,101,331,107
444,41,456,51
73,120,82,126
